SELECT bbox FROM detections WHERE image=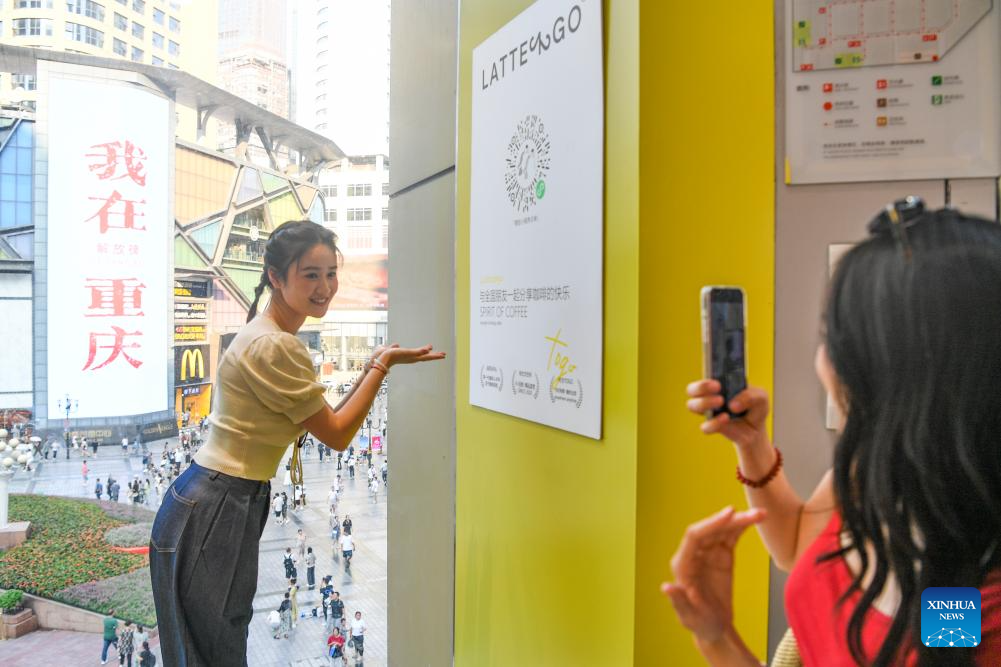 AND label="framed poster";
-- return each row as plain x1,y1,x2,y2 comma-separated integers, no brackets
469,0,604,439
